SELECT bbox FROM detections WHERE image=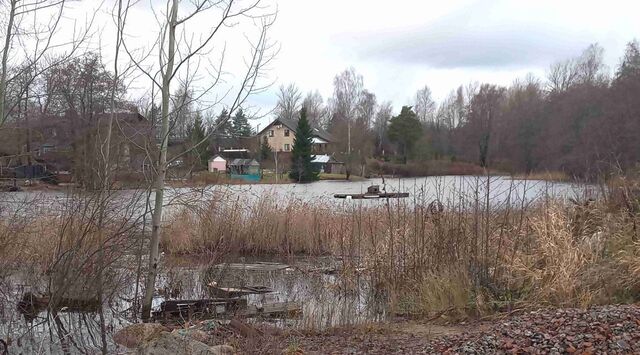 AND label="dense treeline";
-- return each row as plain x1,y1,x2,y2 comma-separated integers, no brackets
3,40,640,180
274,40,640,179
